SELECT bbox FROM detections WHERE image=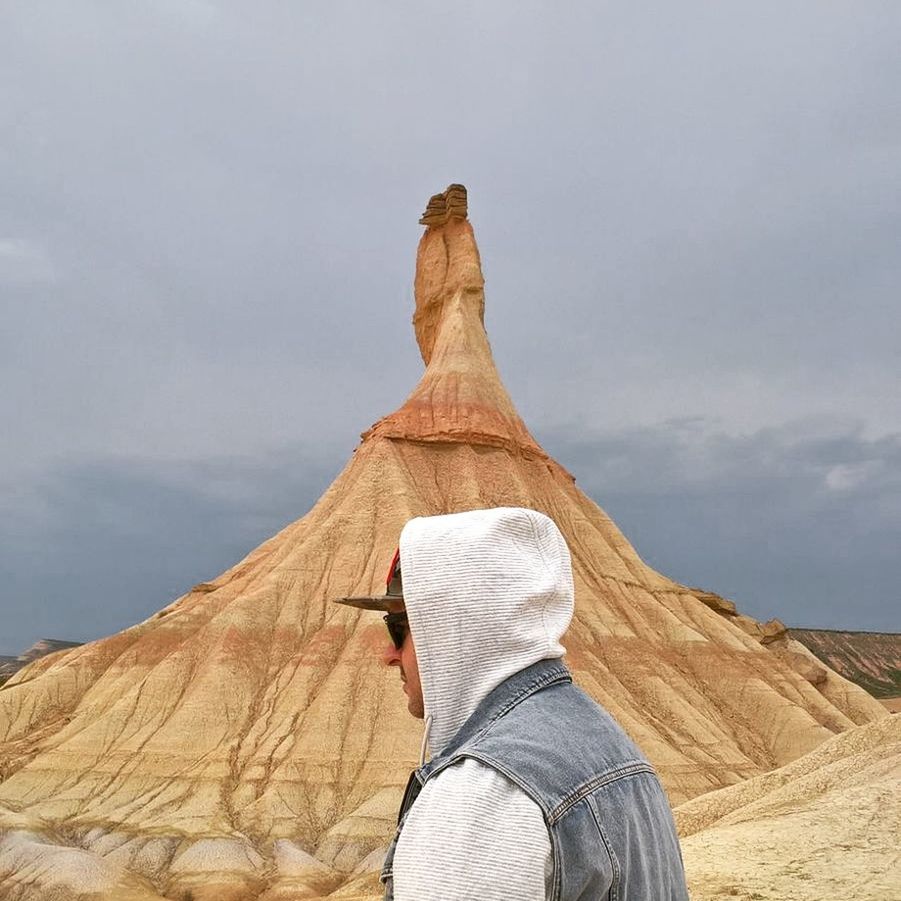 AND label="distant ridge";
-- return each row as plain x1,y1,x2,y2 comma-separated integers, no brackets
0,639,83,683
789,628,901,699
791,627,899,635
